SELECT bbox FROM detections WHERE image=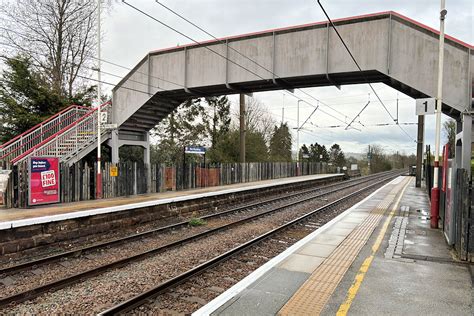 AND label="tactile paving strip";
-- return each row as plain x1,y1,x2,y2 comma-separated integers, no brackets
278,178,410,316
